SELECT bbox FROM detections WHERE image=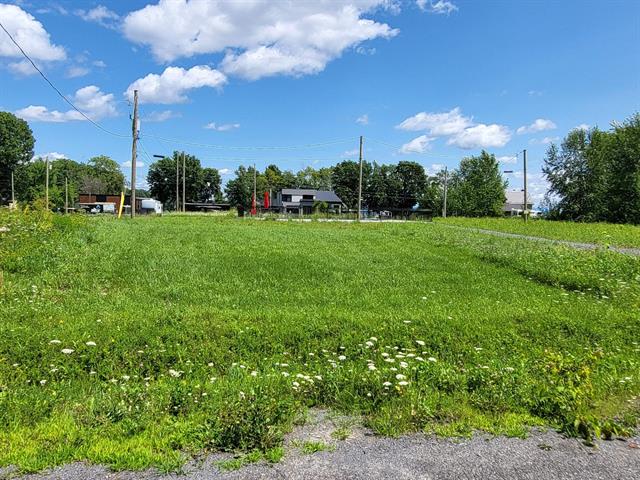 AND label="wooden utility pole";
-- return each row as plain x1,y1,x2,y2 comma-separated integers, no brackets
45,157,49,209
10,170,15,205
442,166,448,218
130,89,139,218
175,154,179,212
182,151,186,213
523,149,528,222
64,176,68,214
357,135,363,221
253,163,257,216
